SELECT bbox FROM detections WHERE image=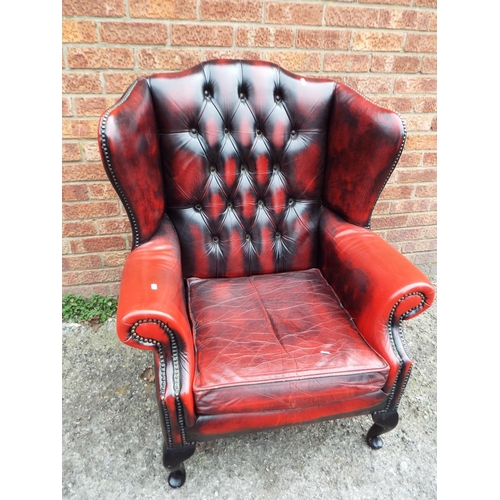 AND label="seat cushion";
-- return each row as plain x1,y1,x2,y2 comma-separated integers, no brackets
187,268,389,415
